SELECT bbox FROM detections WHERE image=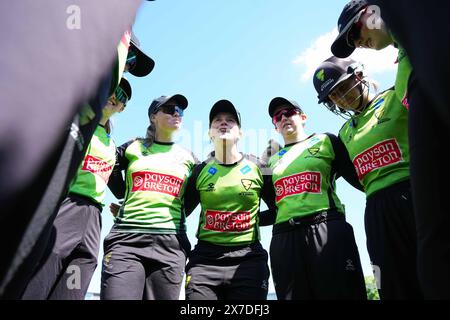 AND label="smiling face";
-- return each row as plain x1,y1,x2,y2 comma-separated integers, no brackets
209,112,241,142
328,75,368,113
272,105,307,139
